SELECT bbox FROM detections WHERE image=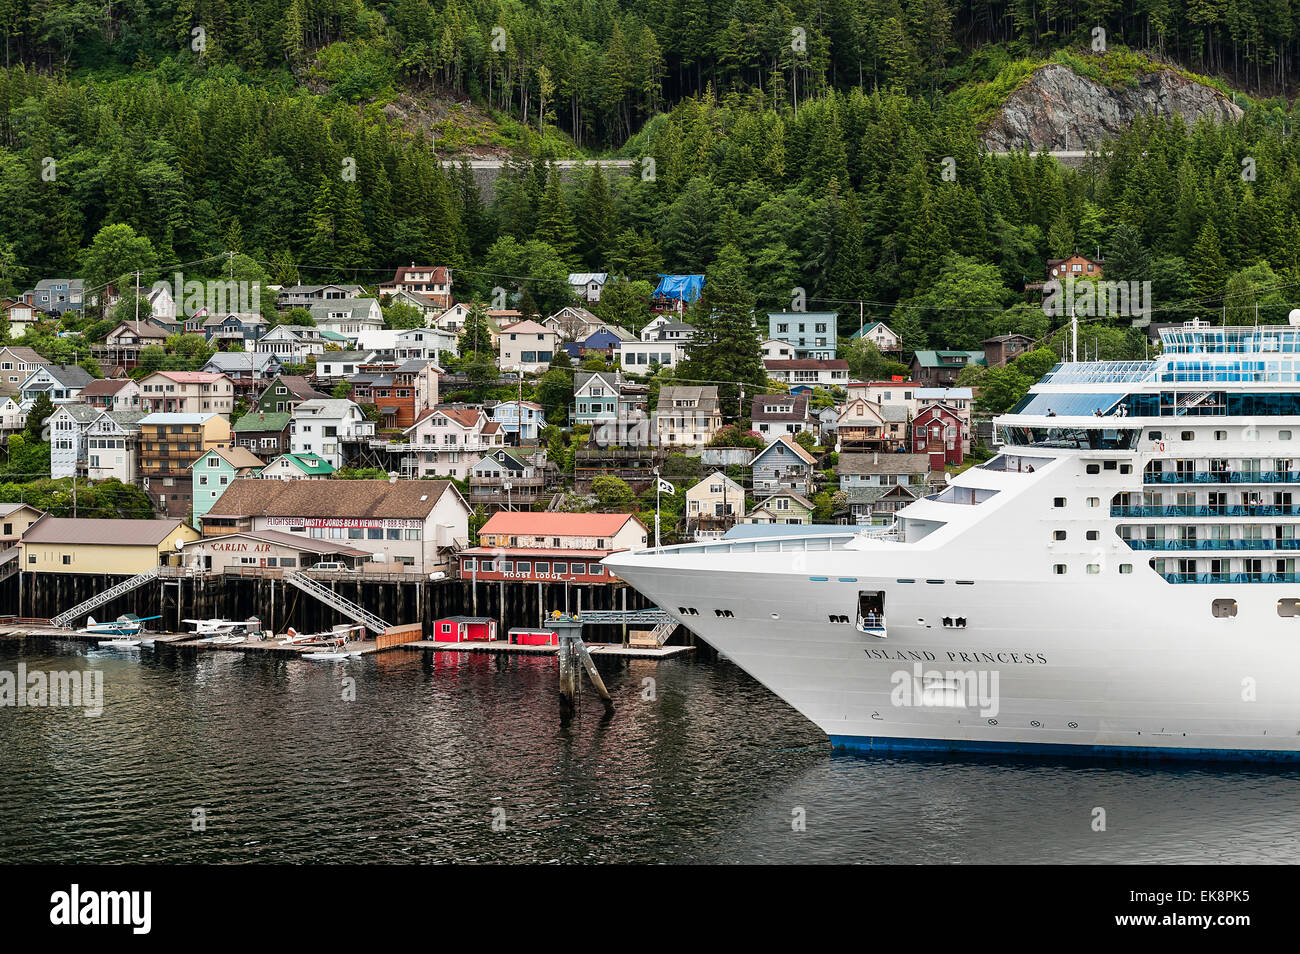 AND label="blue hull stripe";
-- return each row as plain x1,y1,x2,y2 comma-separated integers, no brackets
828,734,1300,763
